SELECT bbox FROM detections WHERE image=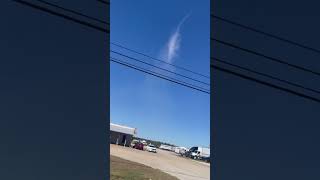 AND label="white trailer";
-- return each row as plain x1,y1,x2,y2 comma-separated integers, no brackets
174,147,187,155
159,144,174,151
